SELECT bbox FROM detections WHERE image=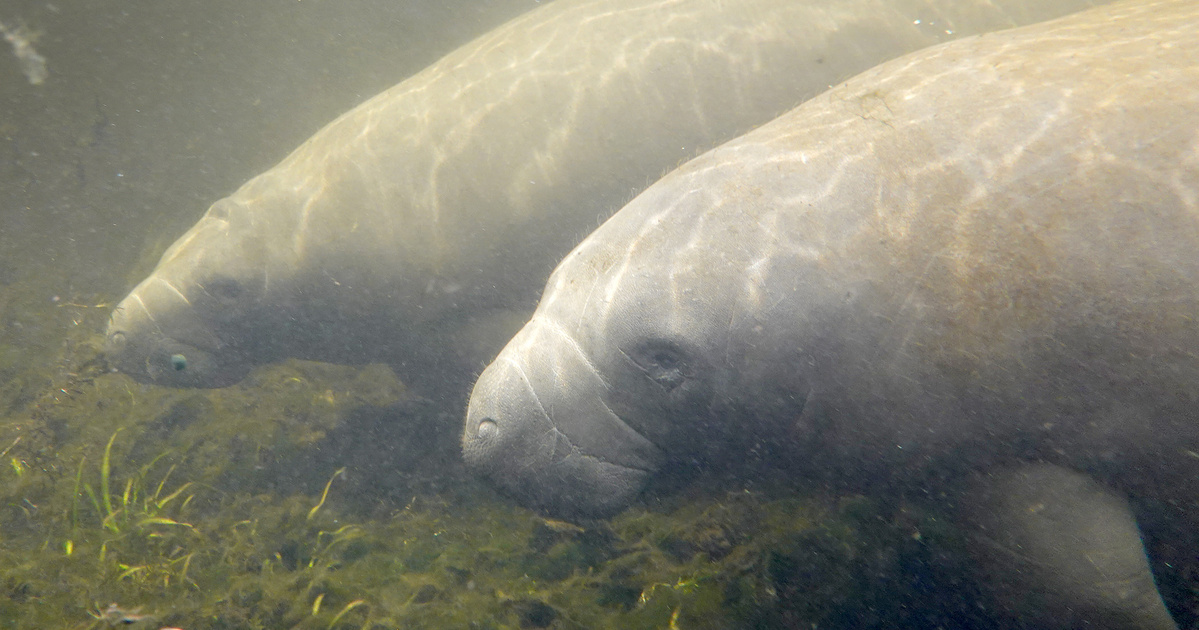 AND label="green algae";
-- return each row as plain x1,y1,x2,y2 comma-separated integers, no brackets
0,294,1000,629
0,250,1005,629
1,289,1191,629
0,320,908,630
